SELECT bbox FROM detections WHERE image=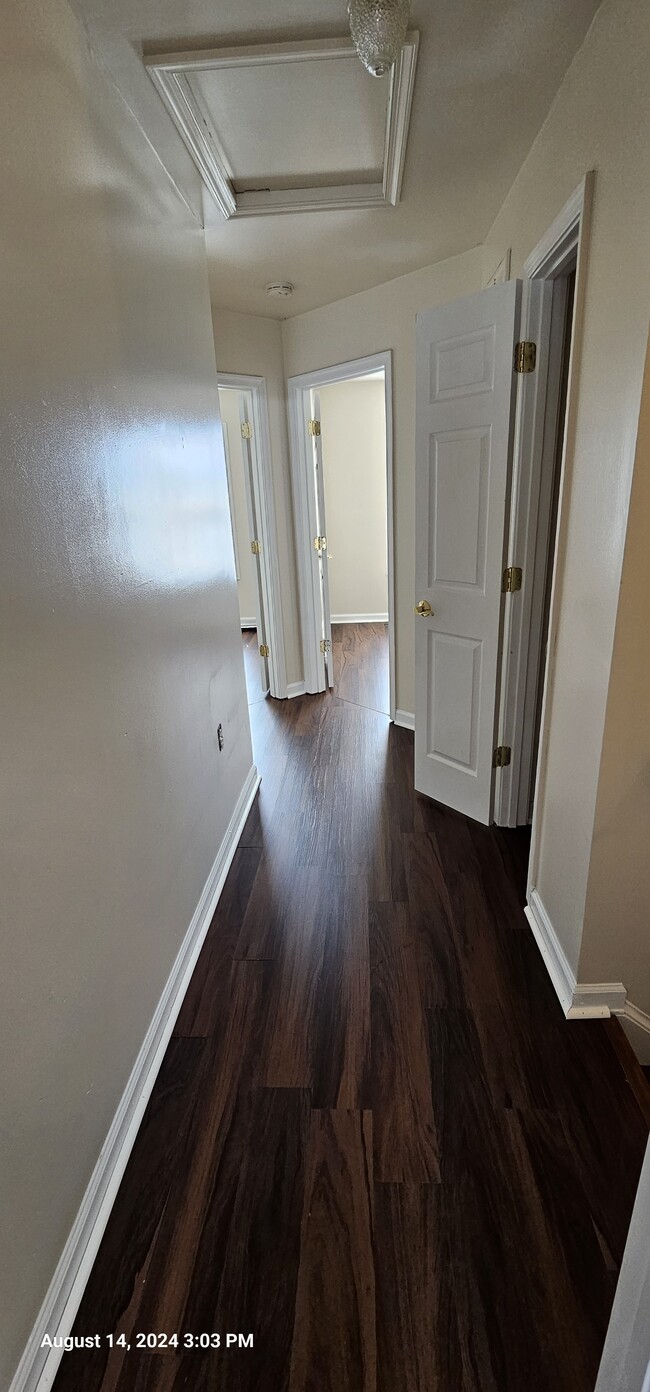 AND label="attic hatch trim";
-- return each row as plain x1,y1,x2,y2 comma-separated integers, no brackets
145,33,419,219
